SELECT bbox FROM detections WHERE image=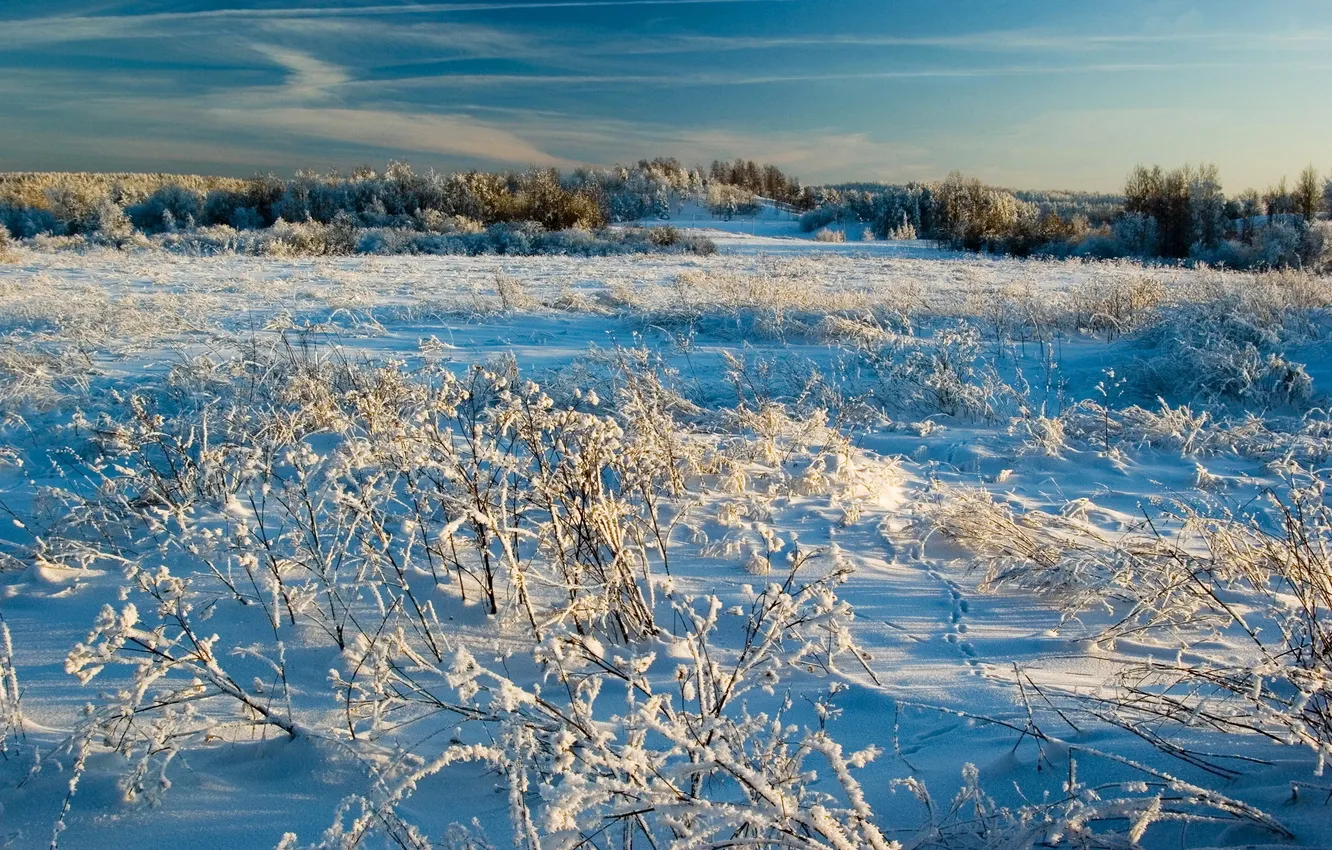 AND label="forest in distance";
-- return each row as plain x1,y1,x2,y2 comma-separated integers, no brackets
2,156,1329,270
